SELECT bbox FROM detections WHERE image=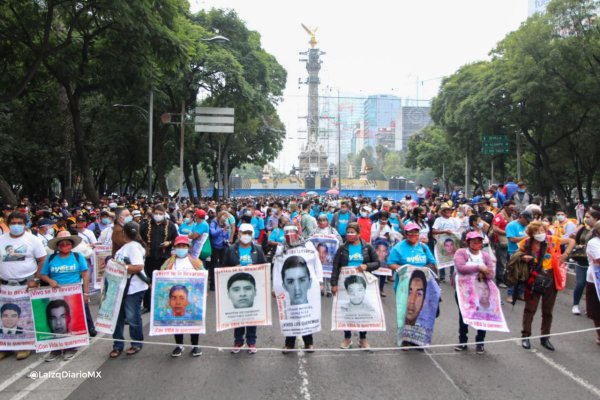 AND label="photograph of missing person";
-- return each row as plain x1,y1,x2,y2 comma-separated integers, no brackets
227,272,257,309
